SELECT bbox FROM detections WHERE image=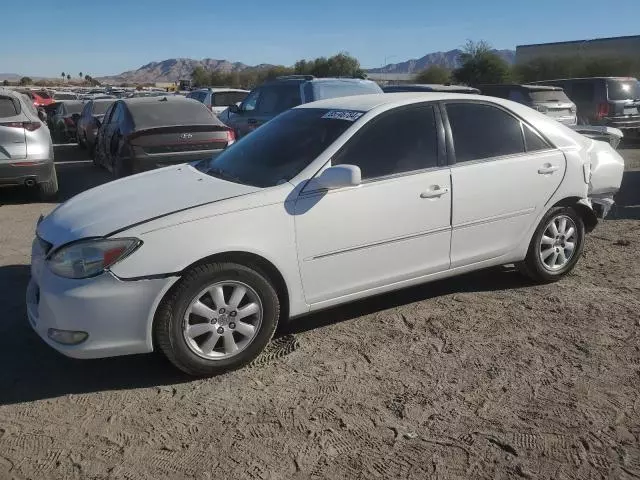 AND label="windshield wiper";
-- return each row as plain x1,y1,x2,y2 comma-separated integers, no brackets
206,167,243,184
